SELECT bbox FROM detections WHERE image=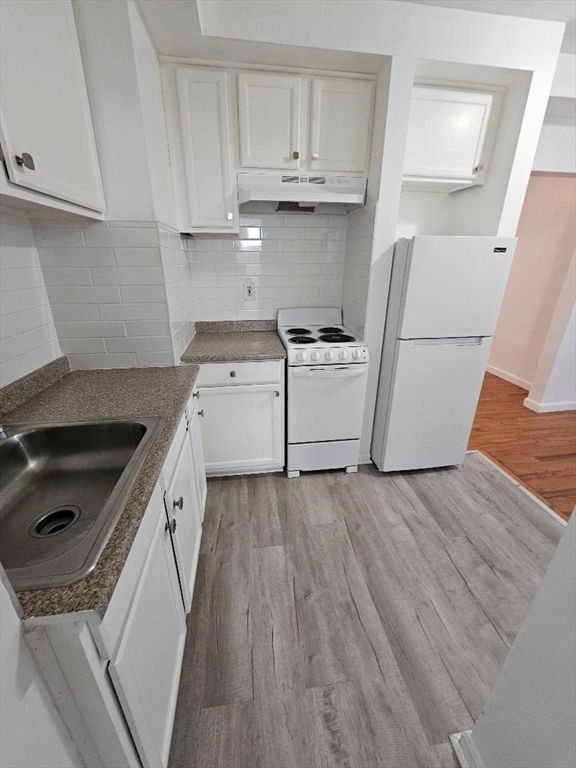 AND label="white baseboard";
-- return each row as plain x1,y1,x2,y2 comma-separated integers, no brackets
450,731,486,768
486,364,530,390
359,452,373,464
523,396,576,413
